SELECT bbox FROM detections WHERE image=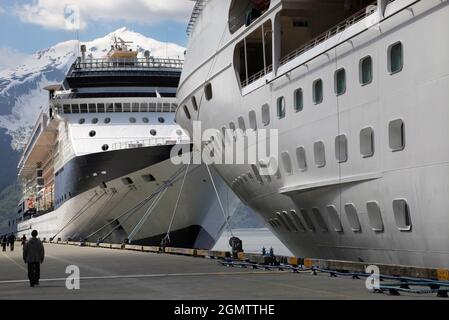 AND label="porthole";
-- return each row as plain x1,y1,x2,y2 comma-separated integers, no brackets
335,134,348,163
334,68,346,95
205,83,213,101
150,129,157,136
392,199,412,231
360,127,374,157
388,42,403,74
326,205,343,232
129,117,136,123
312,208,328,232
281,151,293,175
248,110,257,130
313,79,323,104
78,118,85,124
89,130,96,137
389,119,405,151
360,56,373,85
183,105,191,119
366,201,384,232
261,104,270,126
104,118,111,124
294,88,303,112
158,117,165,123
191,96,198,111
91,118,98,124
344,203,362,232
142,117,149,123
277,96,286,119
296,146,307,171
102,144,109,151
314,141,326,168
